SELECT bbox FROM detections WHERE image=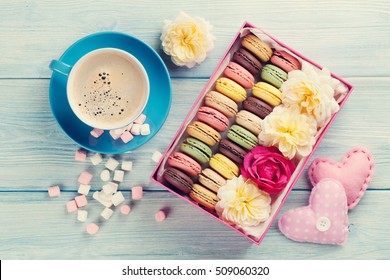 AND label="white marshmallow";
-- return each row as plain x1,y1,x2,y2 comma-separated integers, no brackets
93,191,113,208
90,153,103,165
78,184,91,196
109,130,121,140
152,151,163,163
102,183,116,195
100,169,111,181
109,127,126,140
114,127,125,135
140,124,150,135
77,210,88,222
105,157,119,171
121,160,133,171
113,170,125,182
107,181,119,193
101,207,114,220
111,191,125,206
130,123,141,135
